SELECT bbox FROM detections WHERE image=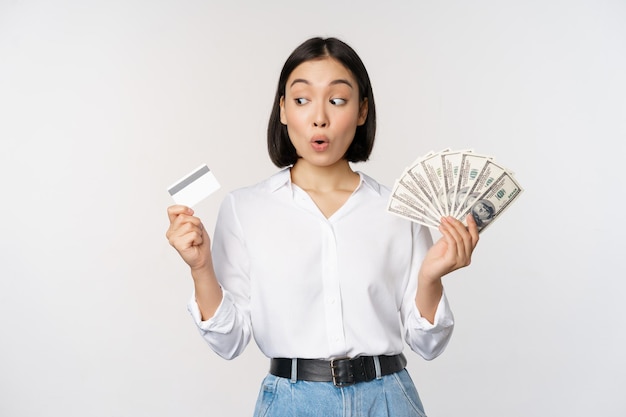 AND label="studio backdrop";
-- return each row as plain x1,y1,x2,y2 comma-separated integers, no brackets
1,1,625,416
